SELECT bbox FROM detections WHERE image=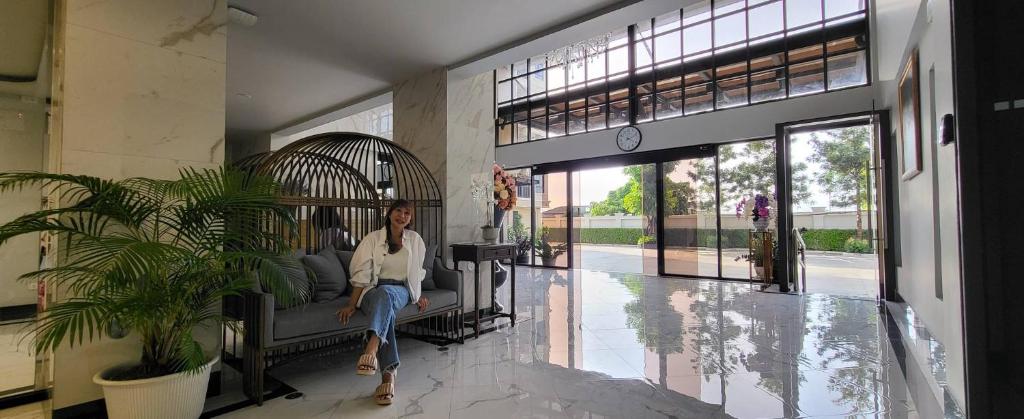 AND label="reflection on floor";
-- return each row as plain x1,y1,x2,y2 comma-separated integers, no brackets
0,400,49,419
217,267,943,418
0,322,36,395
579,244,879,299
